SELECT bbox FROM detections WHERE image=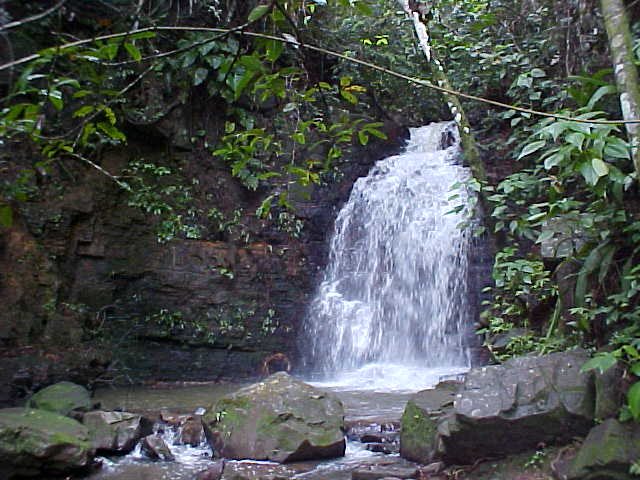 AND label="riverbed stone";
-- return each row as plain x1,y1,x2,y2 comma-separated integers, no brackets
351,466,419,480
568,418,640,479
0,407,93,478
180,416,204,446
399,382,458,464
435,350,594,464
203,372,345,463
83,410,151,453
26,381,91,416
141,434,175,461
